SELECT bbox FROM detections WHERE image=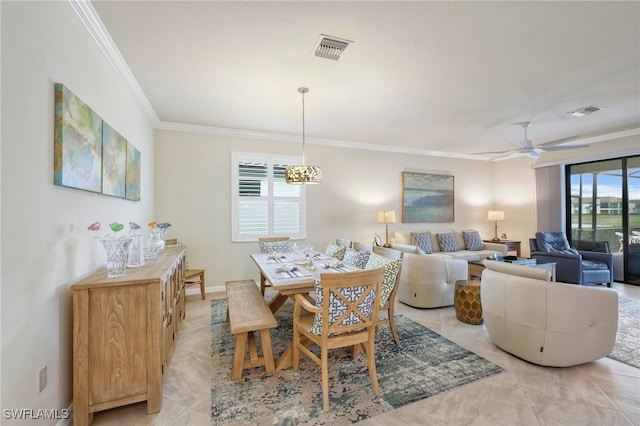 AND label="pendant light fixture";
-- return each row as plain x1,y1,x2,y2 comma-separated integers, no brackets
285,87,322,184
